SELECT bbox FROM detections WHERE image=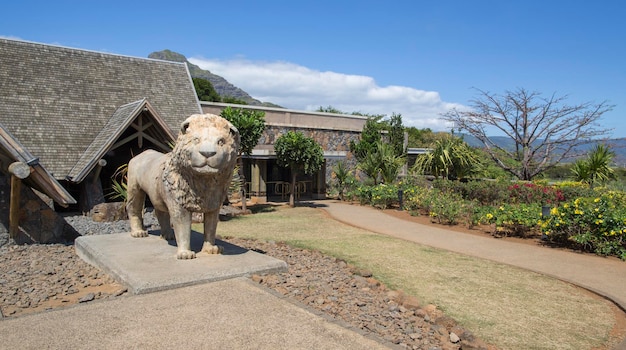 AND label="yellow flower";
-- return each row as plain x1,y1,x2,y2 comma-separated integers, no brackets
485,213,494,220
594,197,601,203
575,209,584,215
550,207,559,216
